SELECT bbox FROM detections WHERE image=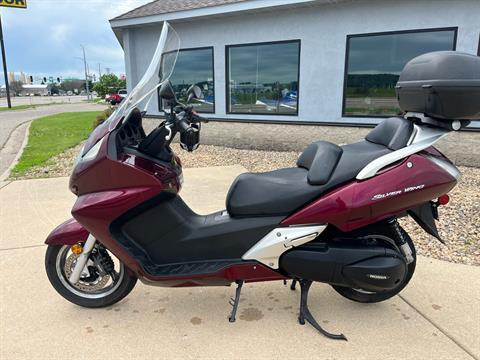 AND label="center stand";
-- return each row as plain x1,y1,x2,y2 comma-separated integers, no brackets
297,279,347,341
